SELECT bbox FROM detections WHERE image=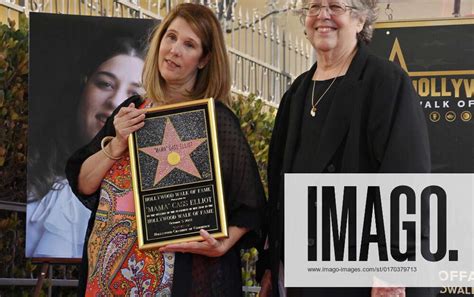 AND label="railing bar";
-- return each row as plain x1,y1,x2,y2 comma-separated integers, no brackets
237,7,241,52
0,278,78,286
48,264,53,297
247,60,251,93
232,55,237,88
276,28,280,69
257,15,261,62
234,56,239,91
241,55,244,92
0,200,26,212
228,48,287,75
267,69,271,103
230,4,235,48
250,10,255,58
263,20,267,65
0,0,24,12
293,38,297,77
269,20,273,66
